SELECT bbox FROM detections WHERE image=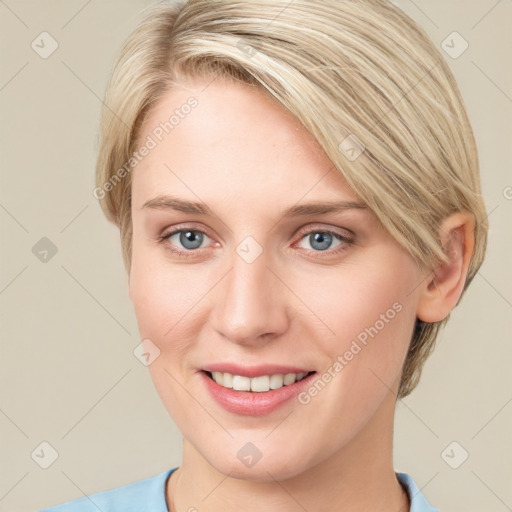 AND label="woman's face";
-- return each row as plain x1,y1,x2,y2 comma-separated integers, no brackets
129,76,425,480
